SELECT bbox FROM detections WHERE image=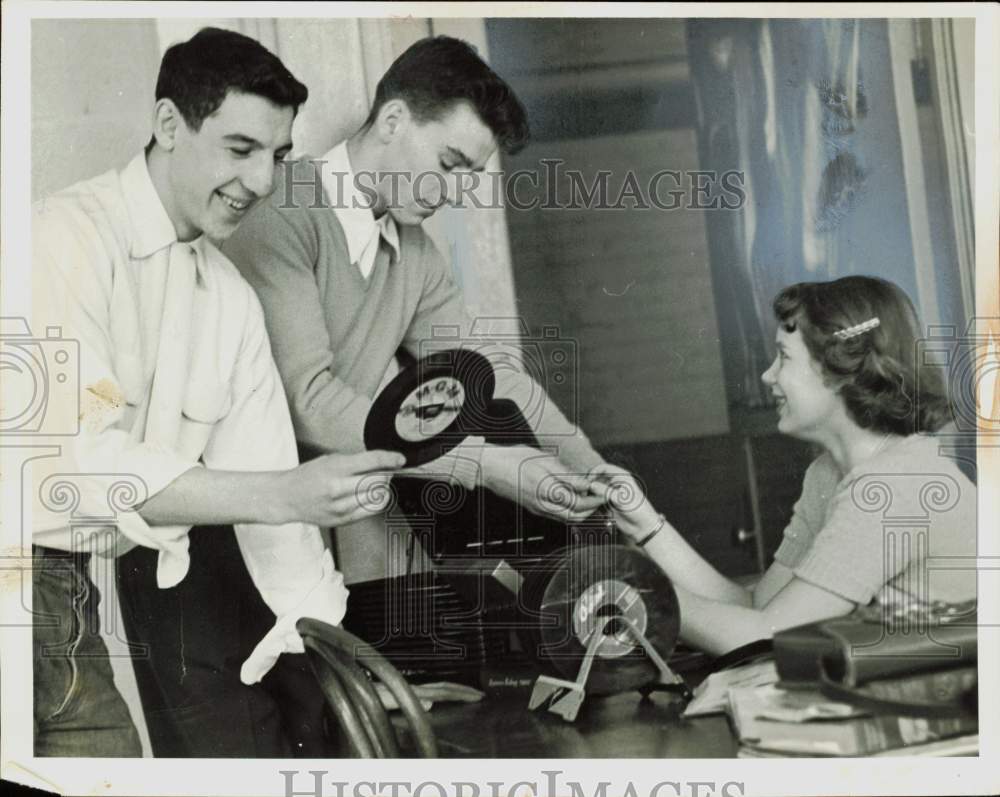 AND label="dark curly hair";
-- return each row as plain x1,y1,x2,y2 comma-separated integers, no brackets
362,35,530,155
772,276,952,435
154,27,308,132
